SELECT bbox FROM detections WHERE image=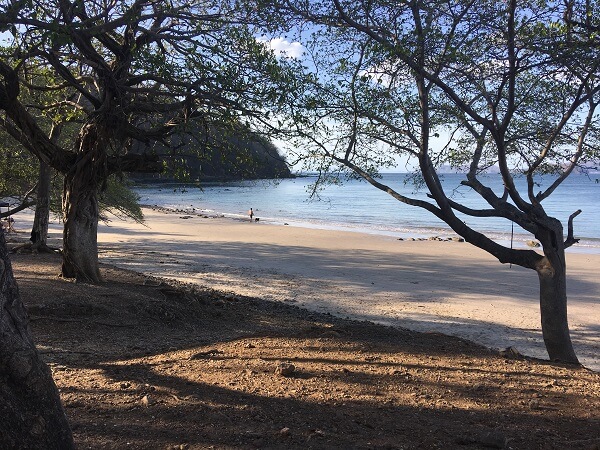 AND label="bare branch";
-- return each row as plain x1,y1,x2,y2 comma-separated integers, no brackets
564,209,582,248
